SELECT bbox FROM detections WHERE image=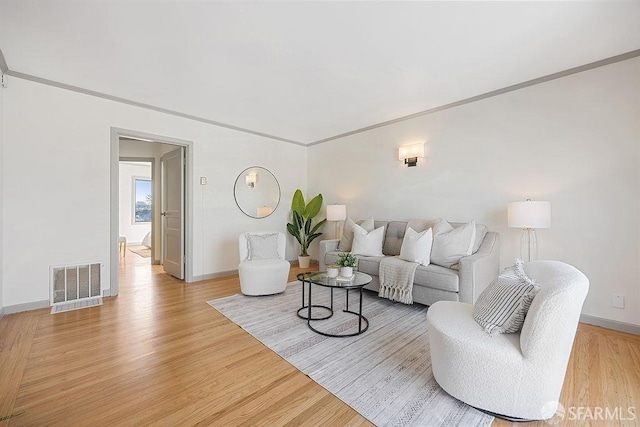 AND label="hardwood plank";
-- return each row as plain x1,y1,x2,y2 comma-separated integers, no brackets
0,312,39,422
1,249,638,426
